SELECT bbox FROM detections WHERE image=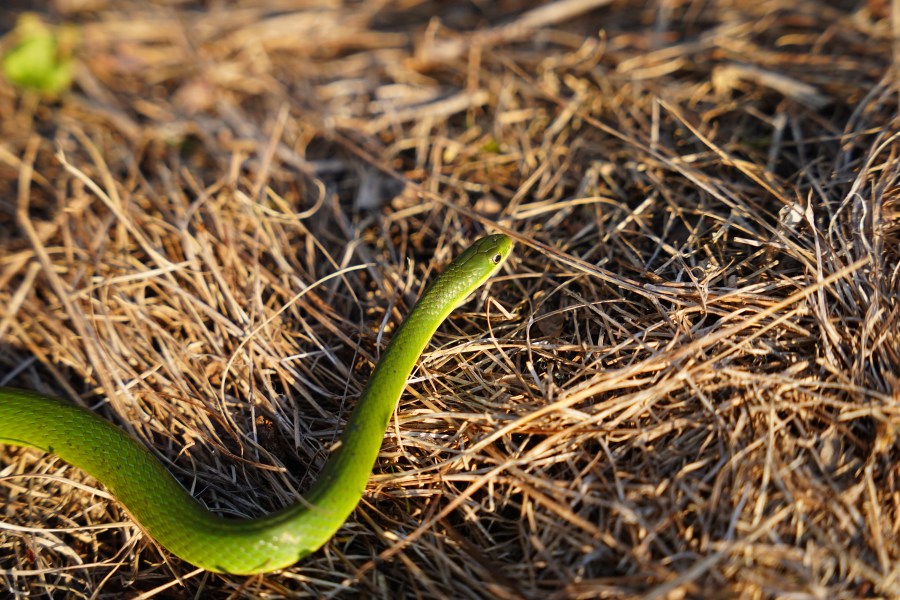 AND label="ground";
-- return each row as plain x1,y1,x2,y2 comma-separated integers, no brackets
0,0,898,598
